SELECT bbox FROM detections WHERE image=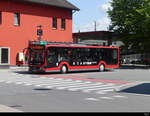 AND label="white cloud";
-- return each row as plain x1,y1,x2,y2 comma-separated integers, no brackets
72,0,112,32
100,3,111,12
99,2,112,12
96,17,111,30
74,16,111,32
